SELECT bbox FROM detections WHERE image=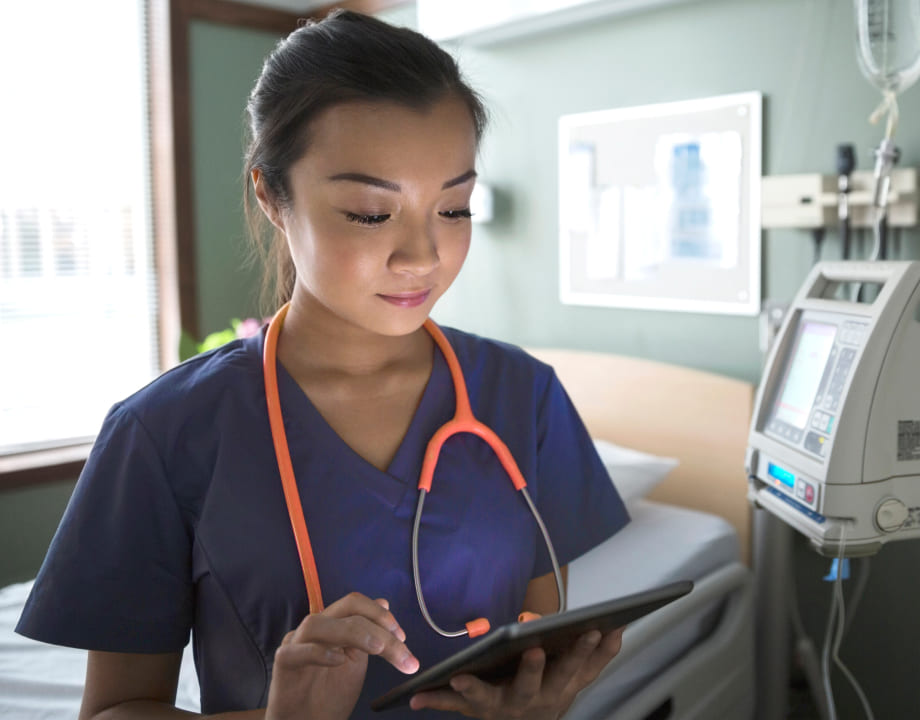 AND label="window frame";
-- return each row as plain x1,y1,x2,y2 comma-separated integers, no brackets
0,0,411,490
